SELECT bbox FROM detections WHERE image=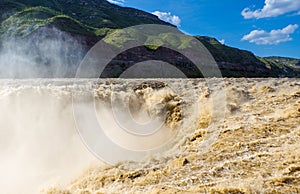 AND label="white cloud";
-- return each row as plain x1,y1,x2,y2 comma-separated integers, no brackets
219,39,225,45
107,0,124,5
242,0,300,19
242,24,299,45
152,11,181,26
